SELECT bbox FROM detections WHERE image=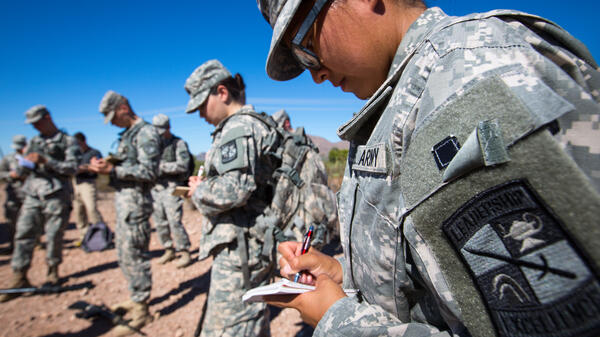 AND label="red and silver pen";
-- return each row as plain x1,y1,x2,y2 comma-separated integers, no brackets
293,225,314,283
